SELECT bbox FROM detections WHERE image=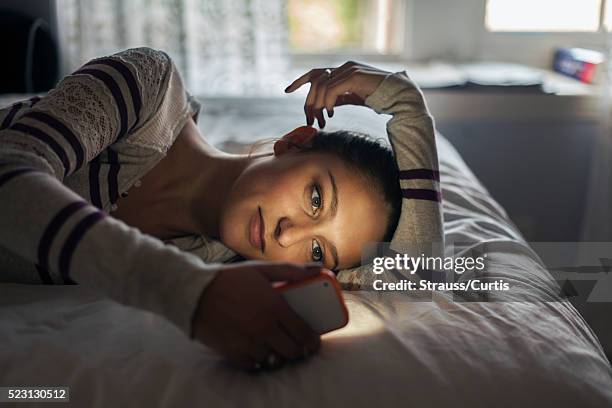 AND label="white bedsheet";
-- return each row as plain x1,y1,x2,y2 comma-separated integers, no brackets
1,98,611,407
